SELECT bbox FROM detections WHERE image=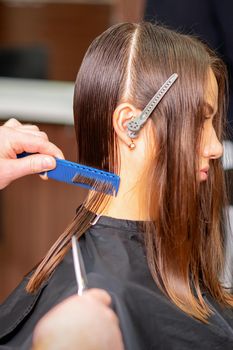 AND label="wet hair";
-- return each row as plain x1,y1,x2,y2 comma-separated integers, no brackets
27,22,233,322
